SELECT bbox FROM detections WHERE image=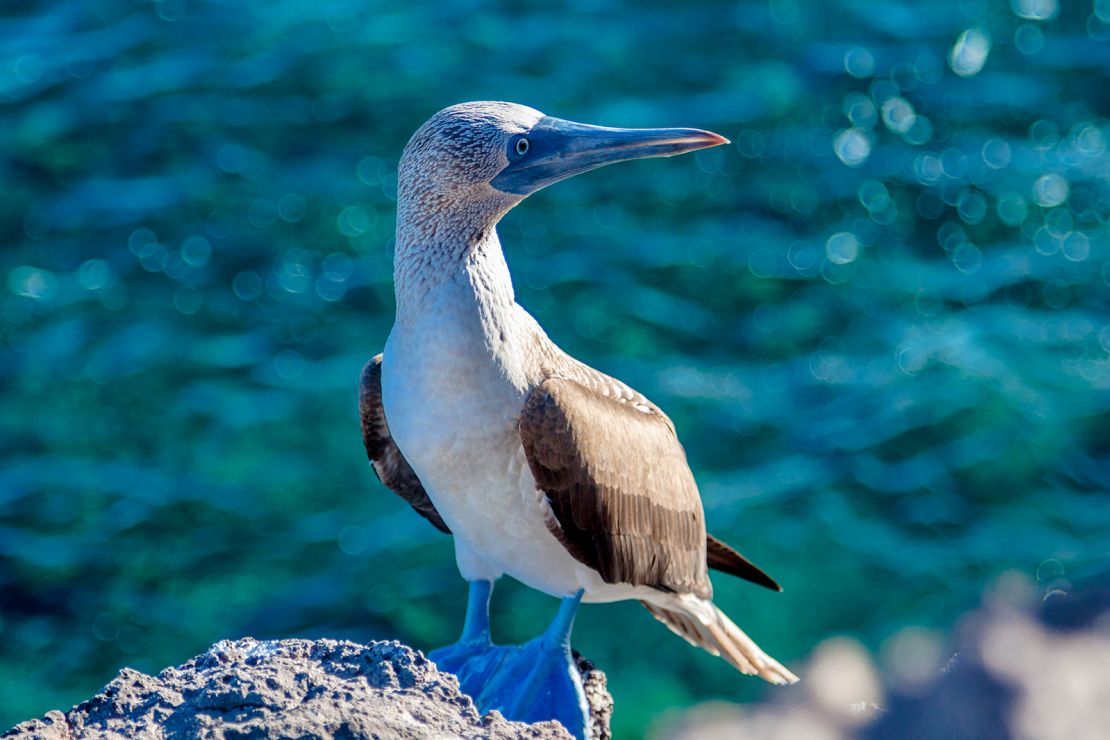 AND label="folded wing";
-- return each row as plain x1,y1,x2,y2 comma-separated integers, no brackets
359,354,450,534
518,370,711,597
